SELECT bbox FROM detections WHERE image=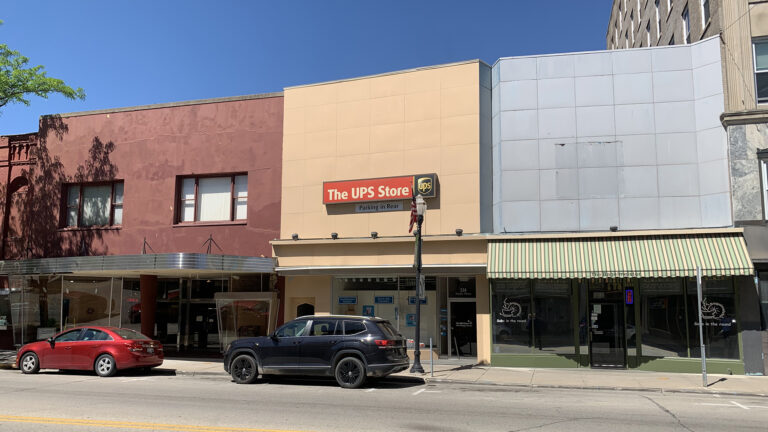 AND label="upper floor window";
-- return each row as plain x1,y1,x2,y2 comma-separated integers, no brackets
655,0,661,40
646,22,651,46
63,181,123,228
177,174,247,223
755,40,768,105
761,155,768,219
667,0,673,16
701,0,710,27
682,6,691,44
630,11,635,44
